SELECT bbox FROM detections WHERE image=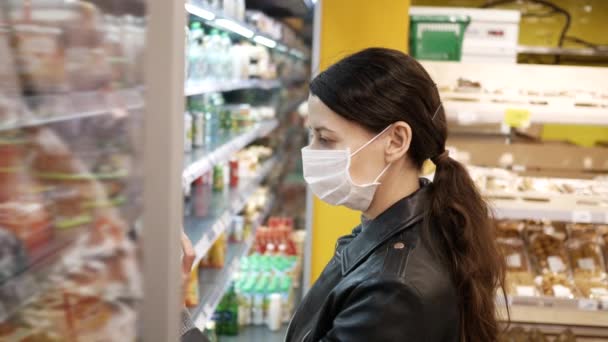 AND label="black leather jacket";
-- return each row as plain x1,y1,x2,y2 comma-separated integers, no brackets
285,180,460,342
